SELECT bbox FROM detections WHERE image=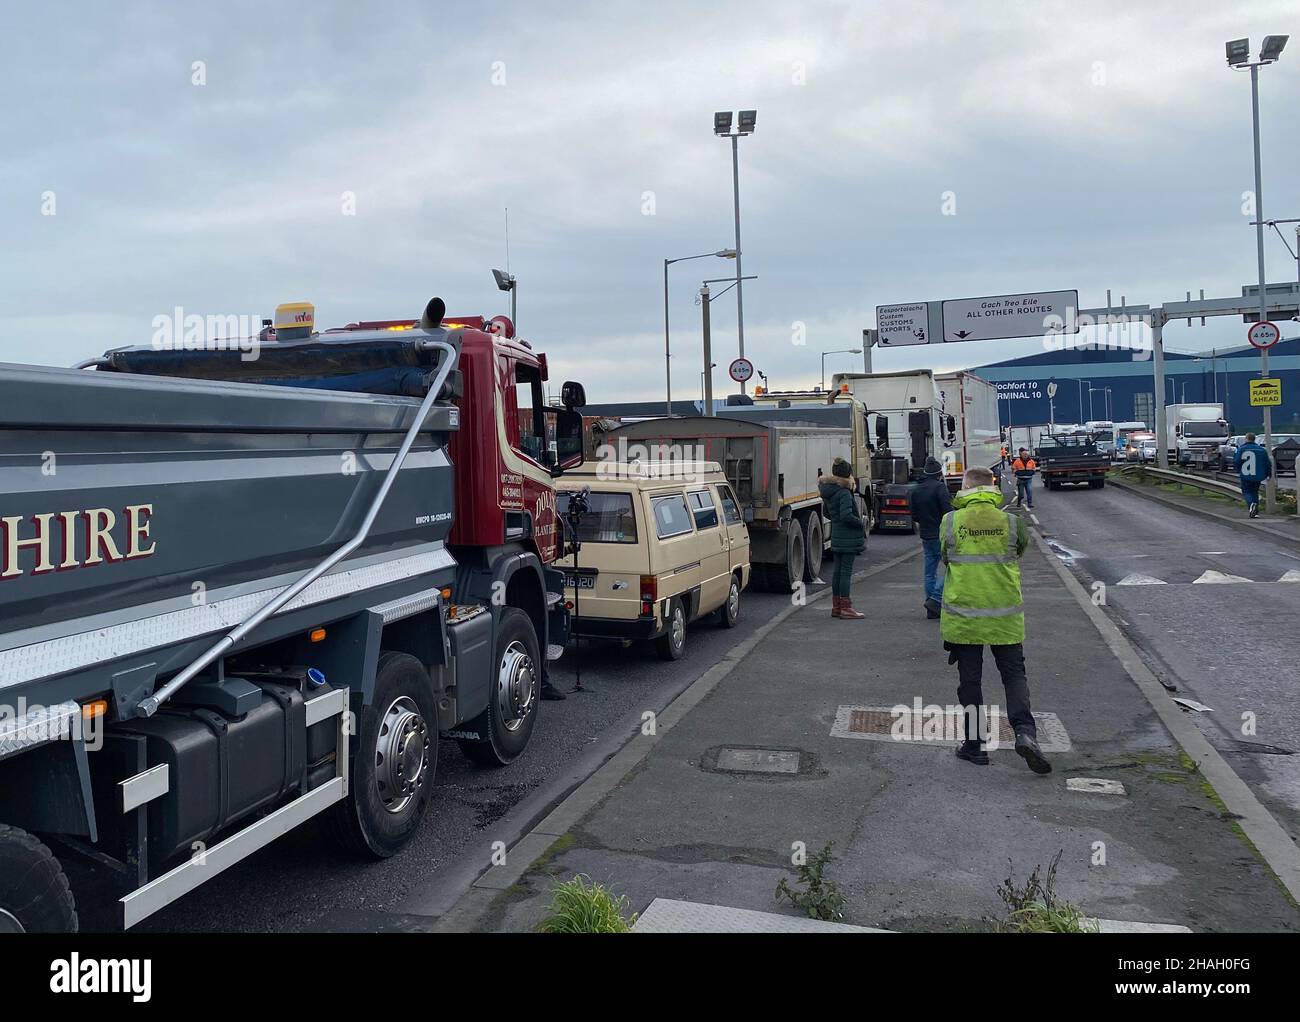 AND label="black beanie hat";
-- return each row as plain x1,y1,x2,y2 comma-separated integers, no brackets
923,457,943,477
832,457,852,478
